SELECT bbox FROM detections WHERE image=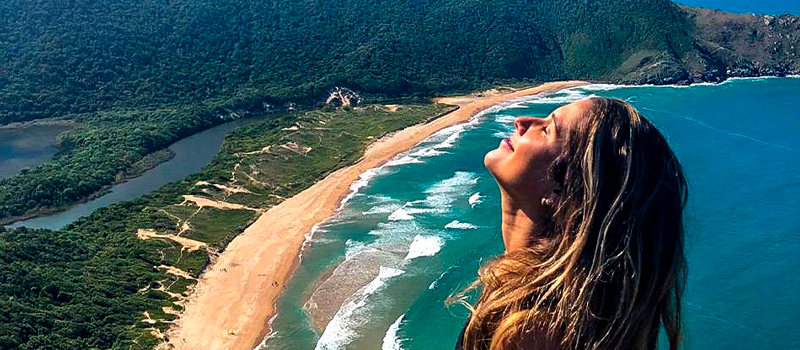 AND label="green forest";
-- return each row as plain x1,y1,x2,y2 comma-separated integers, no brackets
0,0,703,221
0,0,698,125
